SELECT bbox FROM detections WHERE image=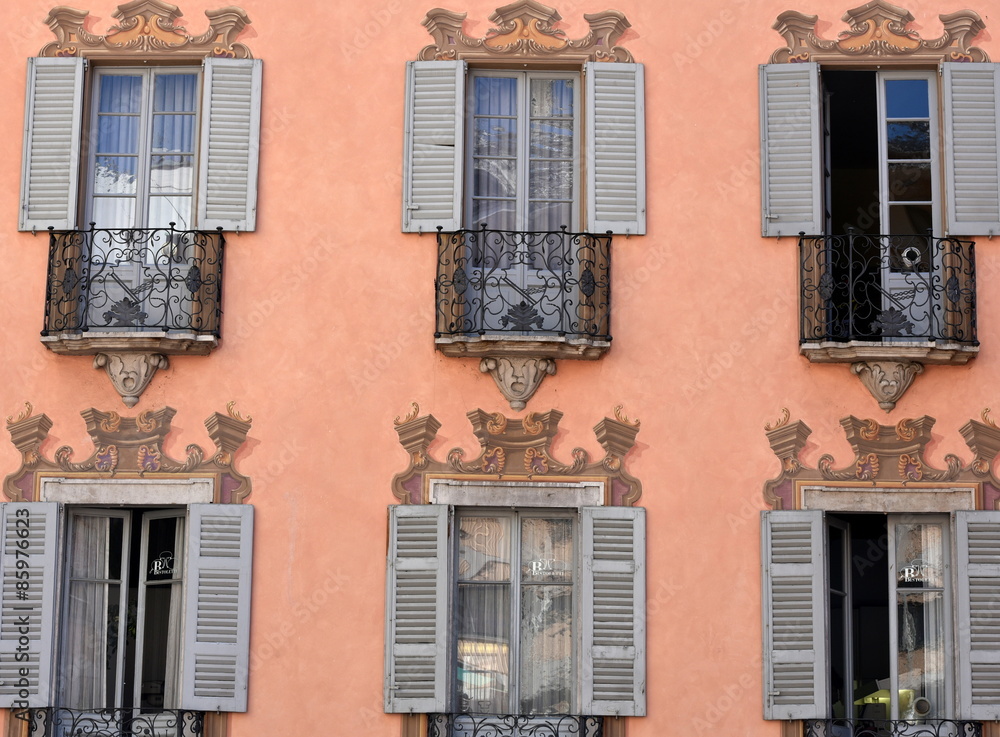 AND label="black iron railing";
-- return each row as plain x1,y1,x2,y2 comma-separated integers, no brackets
435,227,611,342
799,231,976,345
14,708,203,737
804,719,981,737
428,713,603,737
42,225,224,337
